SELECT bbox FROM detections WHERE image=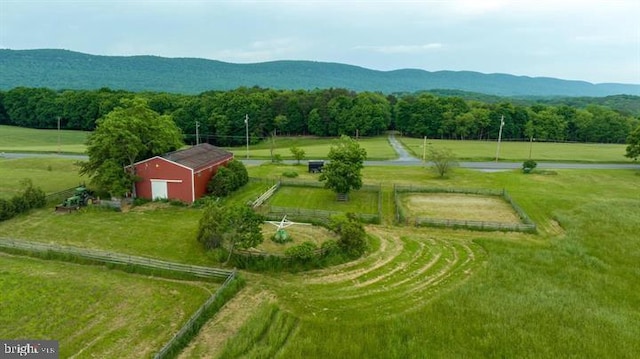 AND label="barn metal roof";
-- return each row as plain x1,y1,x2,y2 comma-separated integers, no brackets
162,143,233,170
